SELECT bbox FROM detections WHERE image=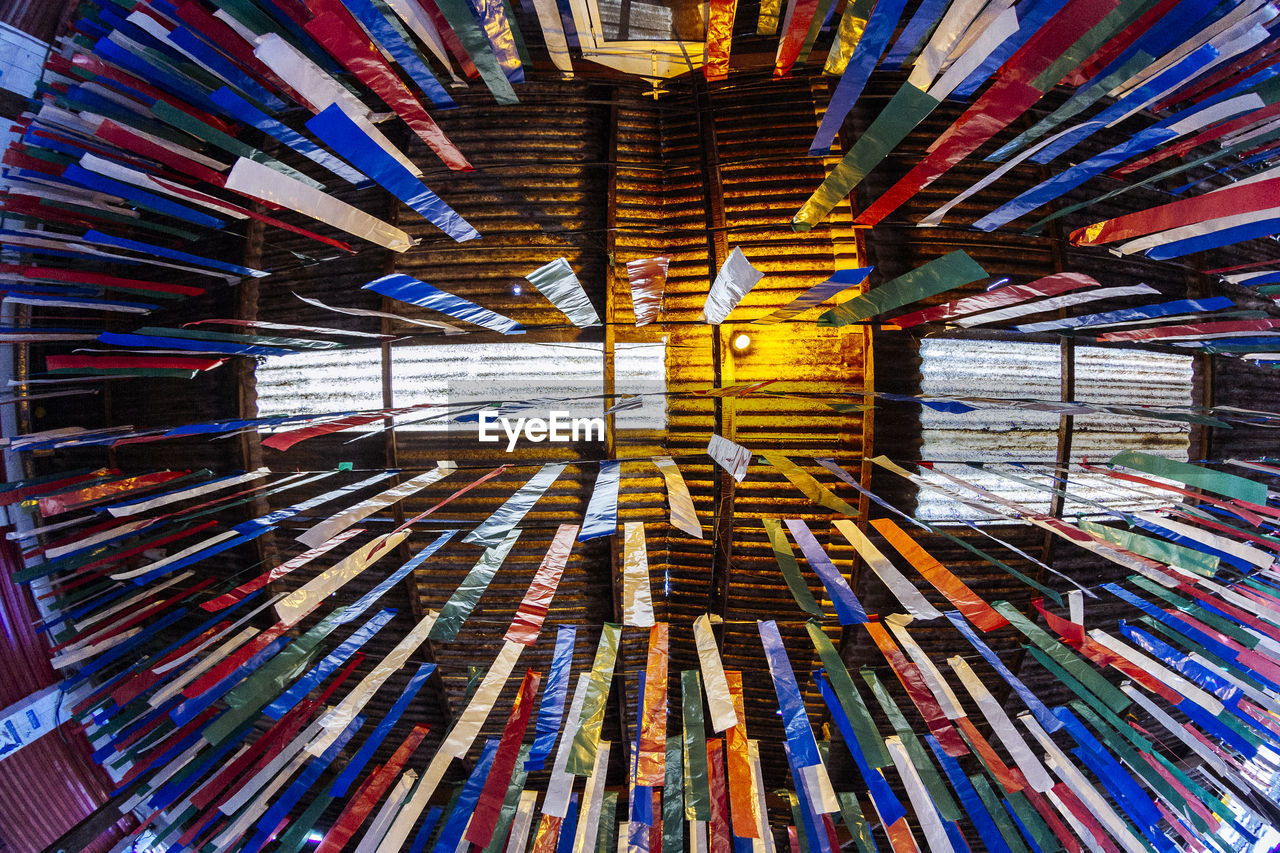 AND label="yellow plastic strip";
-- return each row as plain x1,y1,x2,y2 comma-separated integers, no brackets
653,457,703,538
275,530,410,626
694,614,738,733
760,453,857,515
623,522,657,627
